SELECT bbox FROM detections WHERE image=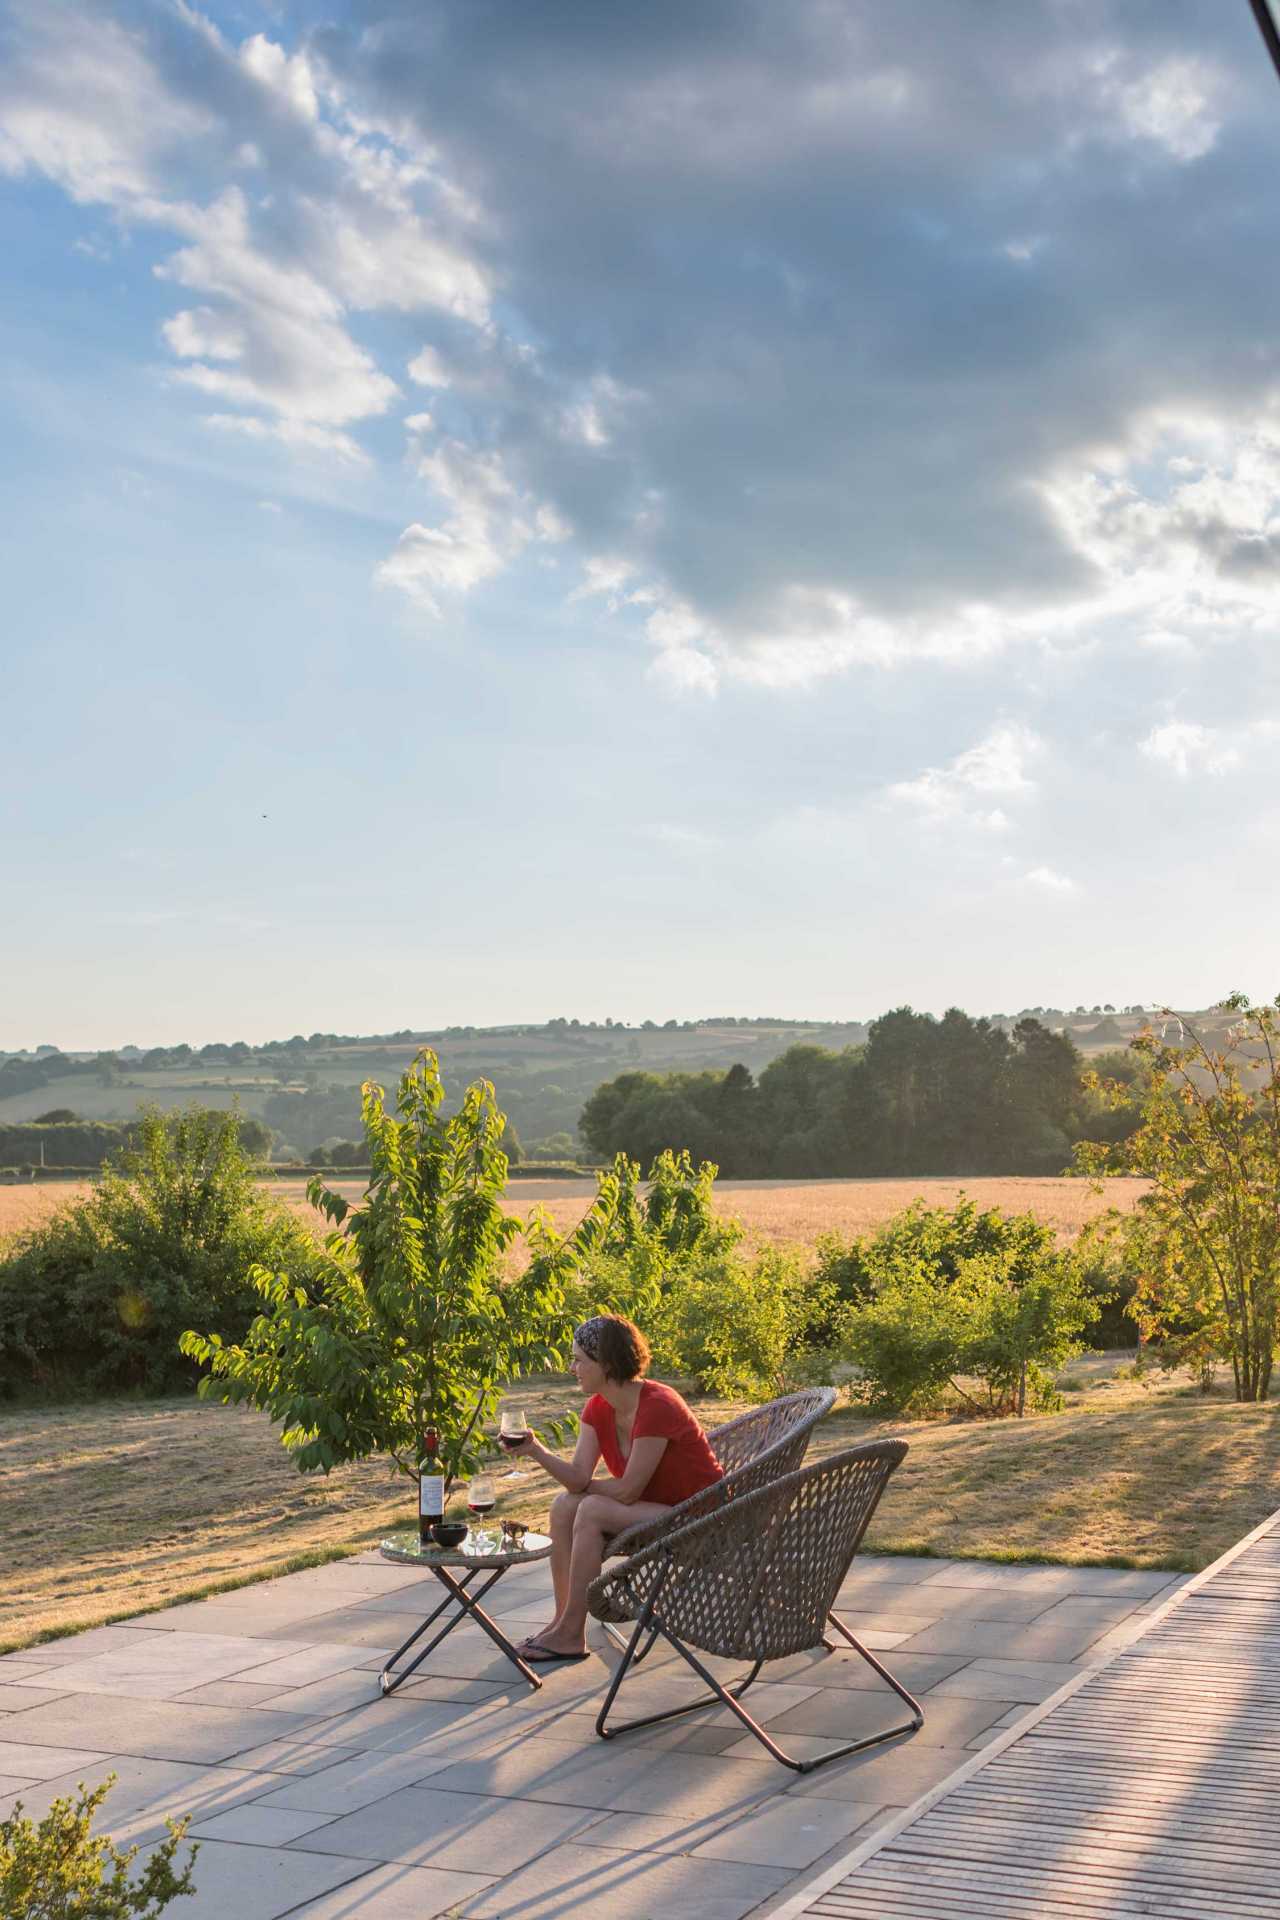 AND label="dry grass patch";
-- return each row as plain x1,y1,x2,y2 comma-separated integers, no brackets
6,1362,1277,1651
